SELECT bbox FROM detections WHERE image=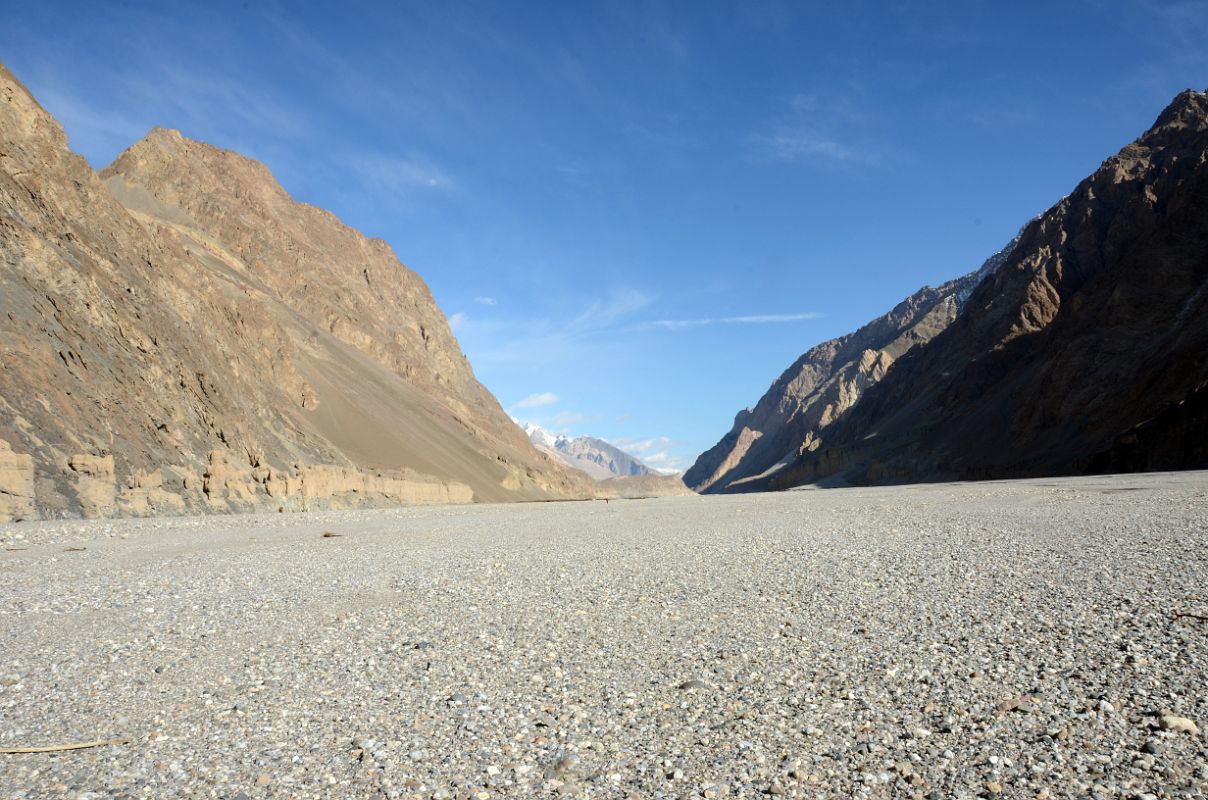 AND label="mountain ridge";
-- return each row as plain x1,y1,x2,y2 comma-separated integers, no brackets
520,422,658,480
684,235,1019,493
766,86,1208,487
0,63,592,521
